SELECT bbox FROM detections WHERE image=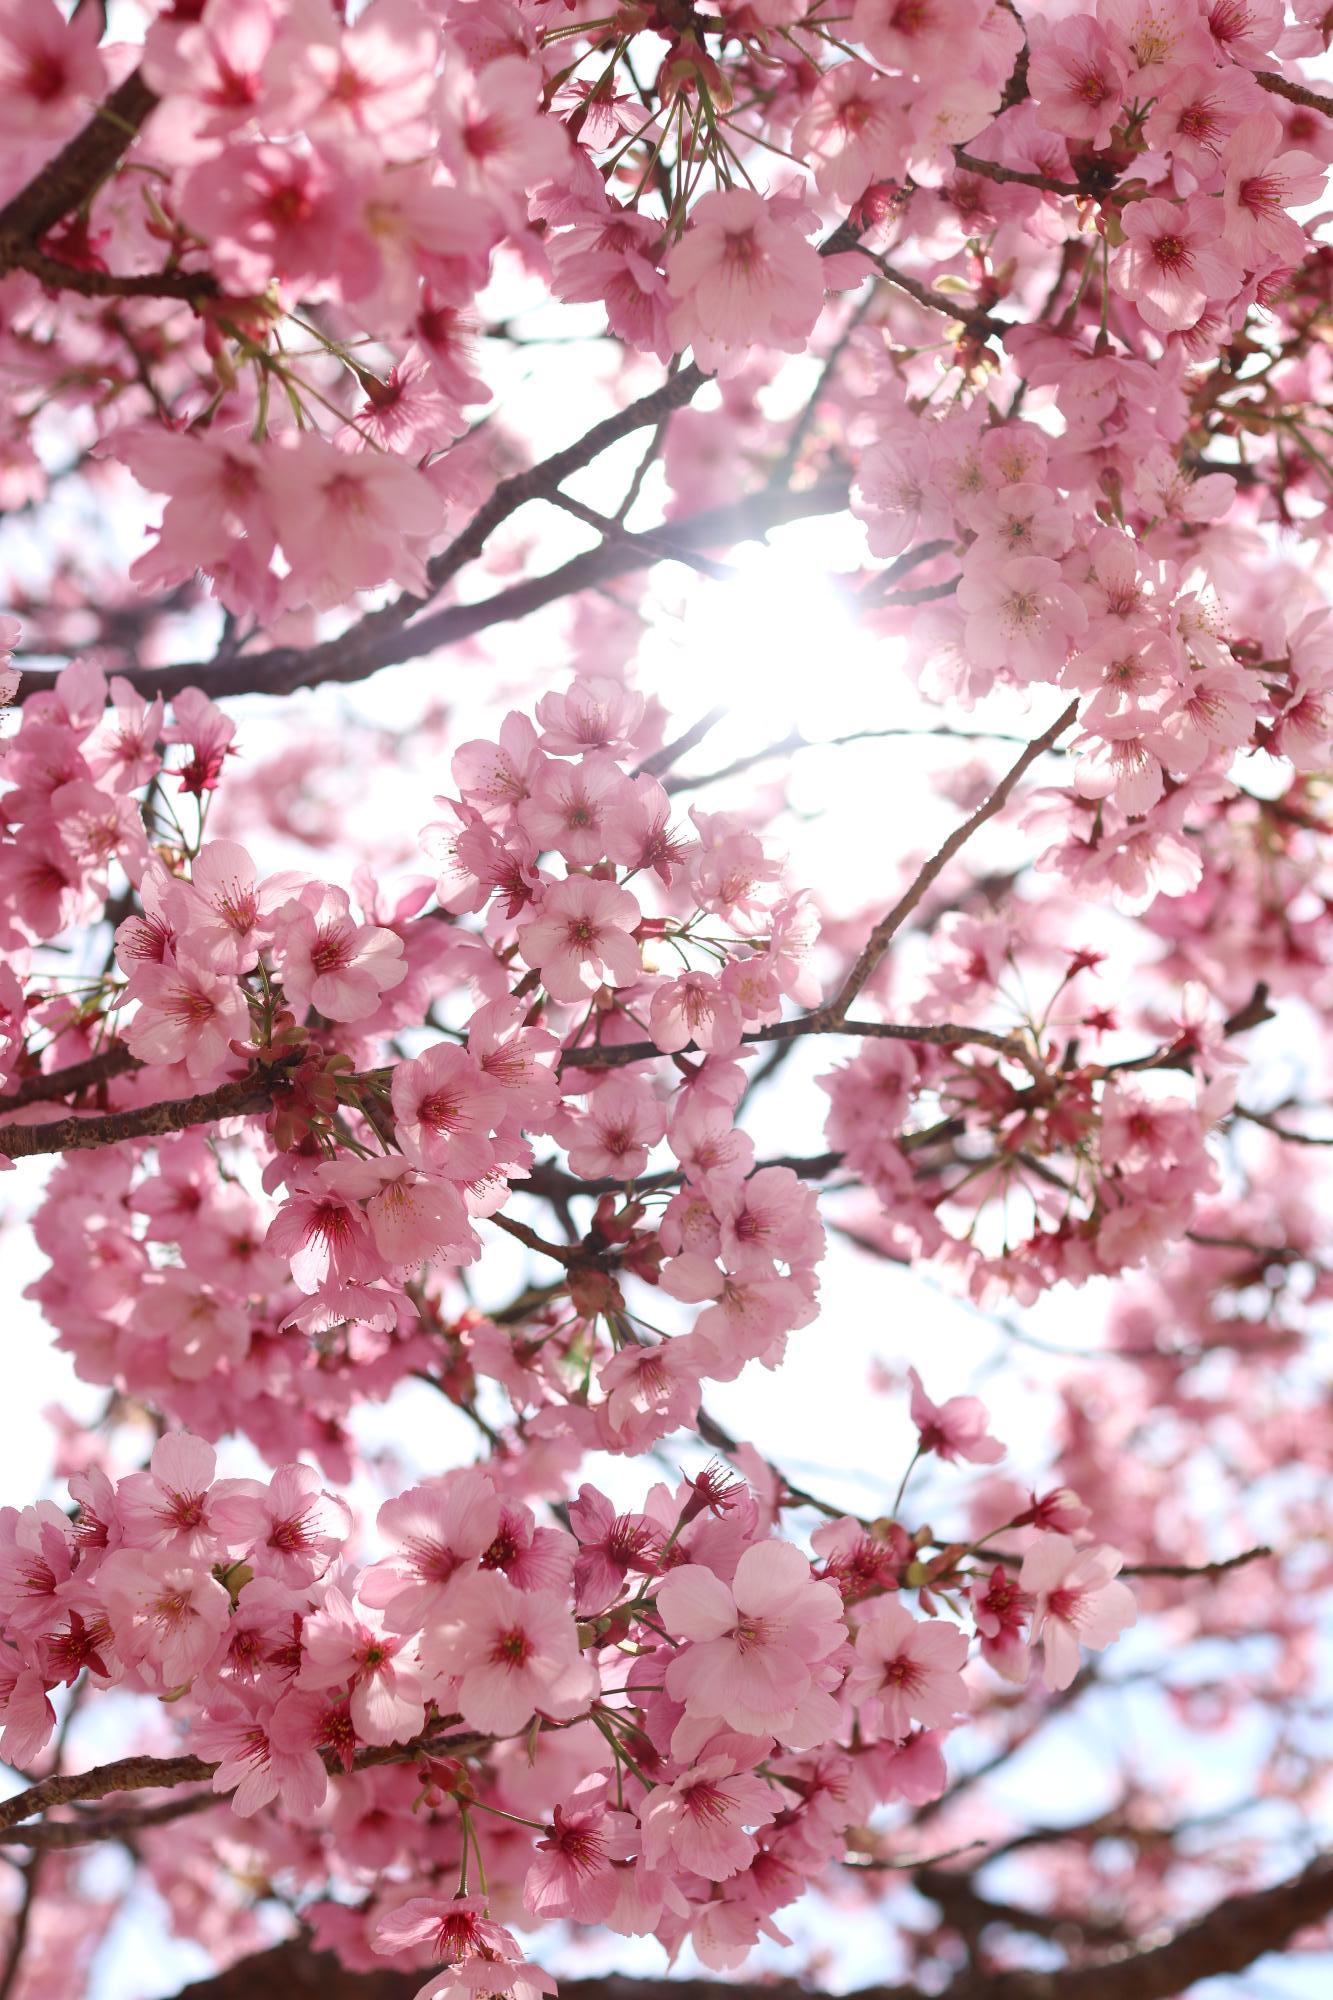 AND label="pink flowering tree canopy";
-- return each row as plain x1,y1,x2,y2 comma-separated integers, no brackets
1,1,1333,1998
